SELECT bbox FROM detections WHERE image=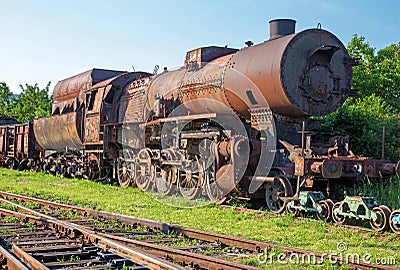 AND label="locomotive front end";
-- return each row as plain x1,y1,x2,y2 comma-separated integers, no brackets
224,19,354,117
